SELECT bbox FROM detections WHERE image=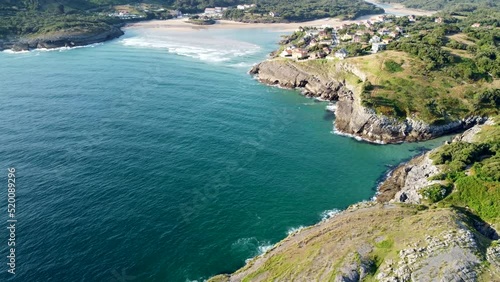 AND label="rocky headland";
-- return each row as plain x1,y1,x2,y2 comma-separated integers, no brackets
249,59,487,144
209,122,500,282
0,25,124,52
